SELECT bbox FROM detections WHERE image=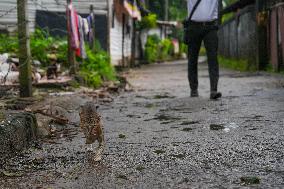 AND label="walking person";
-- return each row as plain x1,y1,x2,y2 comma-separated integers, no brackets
185,0,222,100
